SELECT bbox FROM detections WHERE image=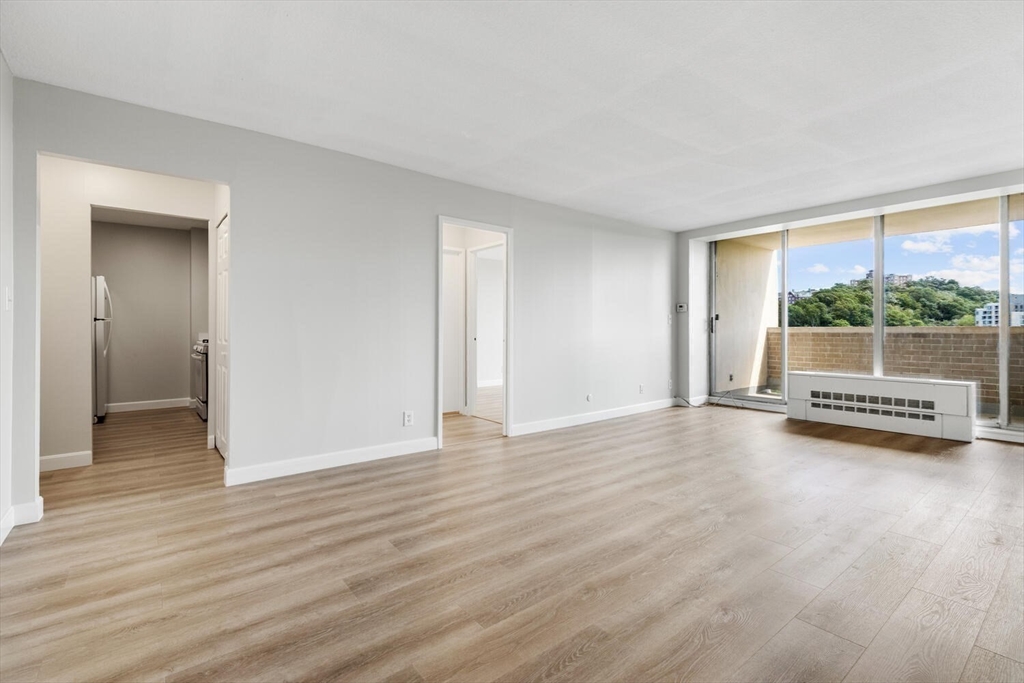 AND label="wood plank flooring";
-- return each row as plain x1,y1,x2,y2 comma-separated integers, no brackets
472,385,503,424
1,406,1022,682
443,413,503,446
